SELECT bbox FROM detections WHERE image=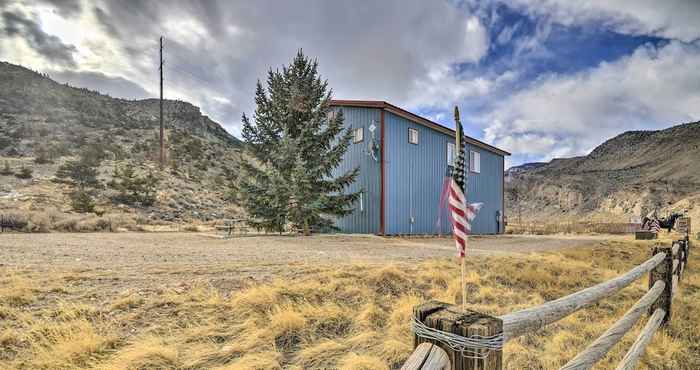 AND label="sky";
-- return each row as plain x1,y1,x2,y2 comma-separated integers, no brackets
1,0,699,168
